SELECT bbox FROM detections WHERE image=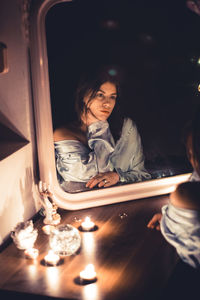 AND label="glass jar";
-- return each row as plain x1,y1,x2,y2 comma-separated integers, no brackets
49,224,81,256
